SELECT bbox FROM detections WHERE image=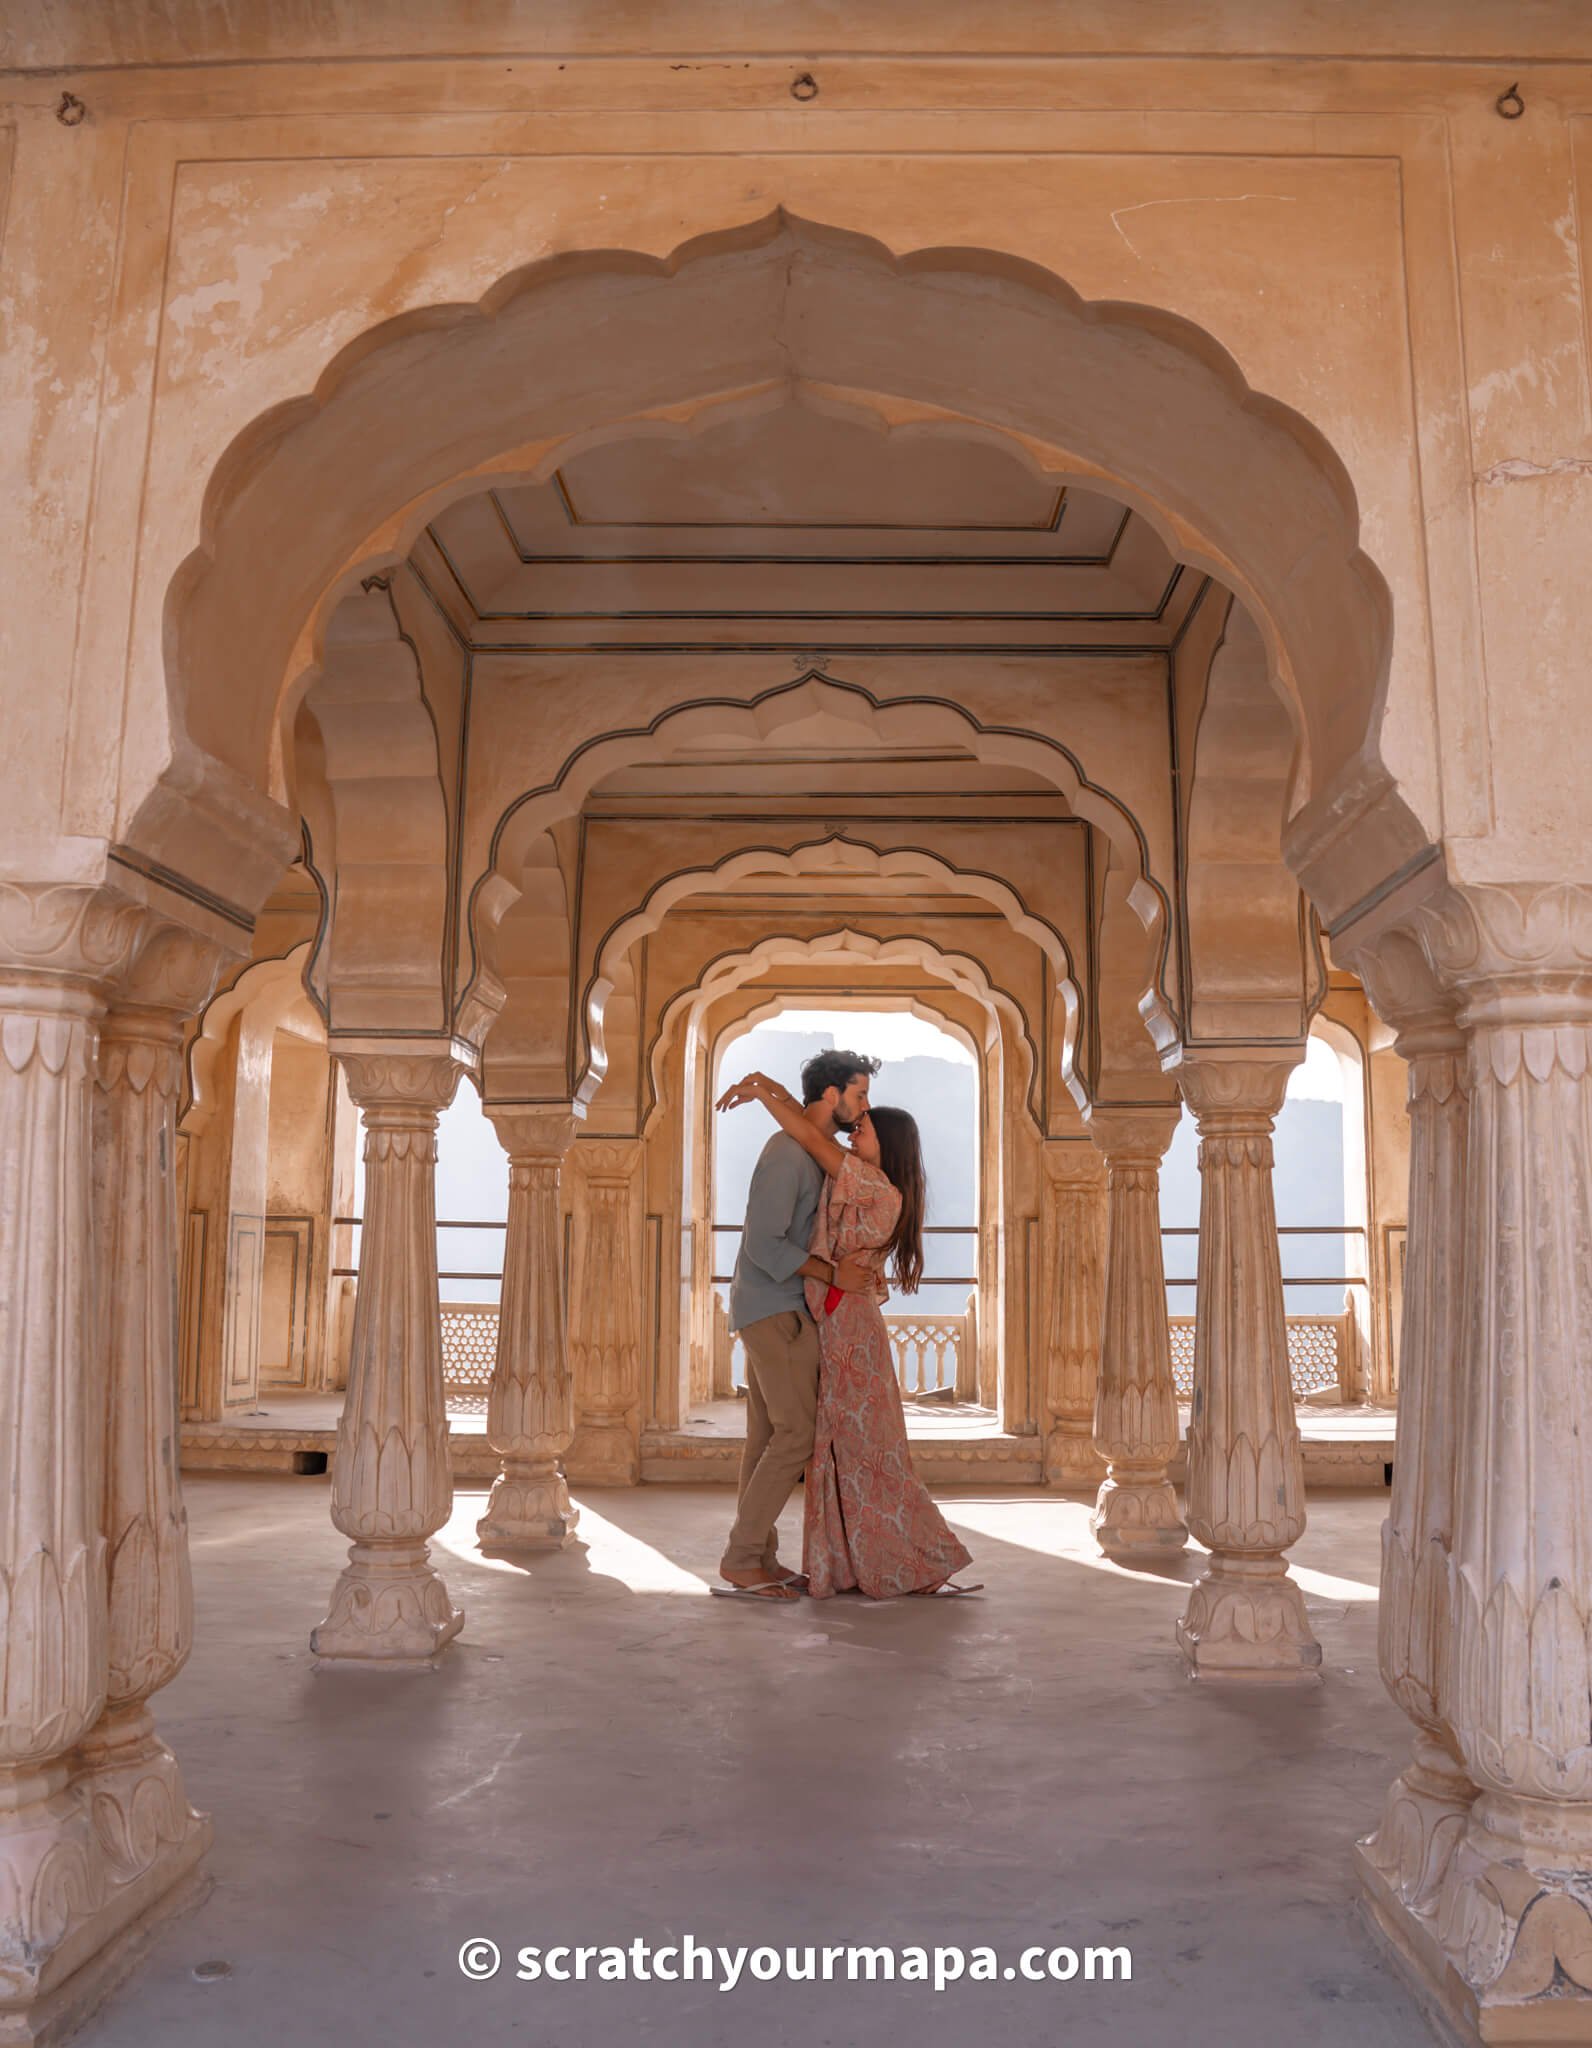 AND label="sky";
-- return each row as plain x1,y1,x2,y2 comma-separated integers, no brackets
722,1006,975,1069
